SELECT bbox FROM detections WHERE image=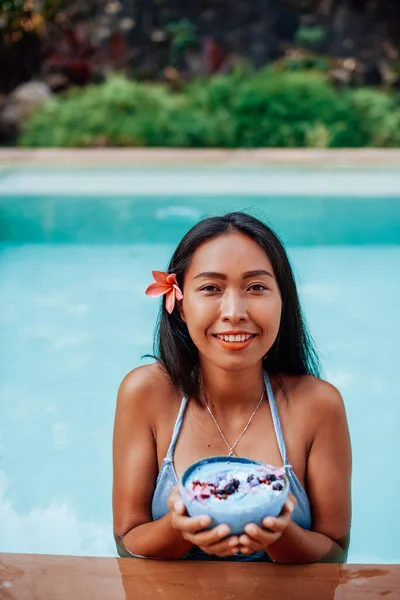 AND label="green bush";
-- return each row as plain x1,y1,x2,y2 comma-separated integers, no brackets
20,76,186,147
228,69,352,147
345,88,400,147
19,71,400,148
